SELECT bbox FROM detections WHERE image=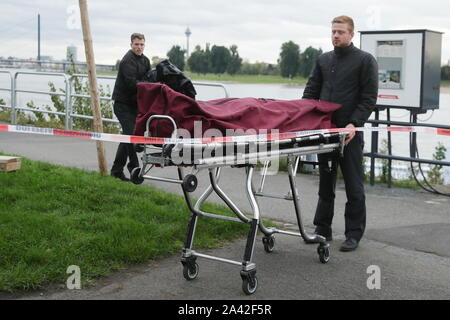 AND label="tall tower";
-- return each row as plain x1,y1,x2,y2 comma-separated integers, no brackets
185,27,191,61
